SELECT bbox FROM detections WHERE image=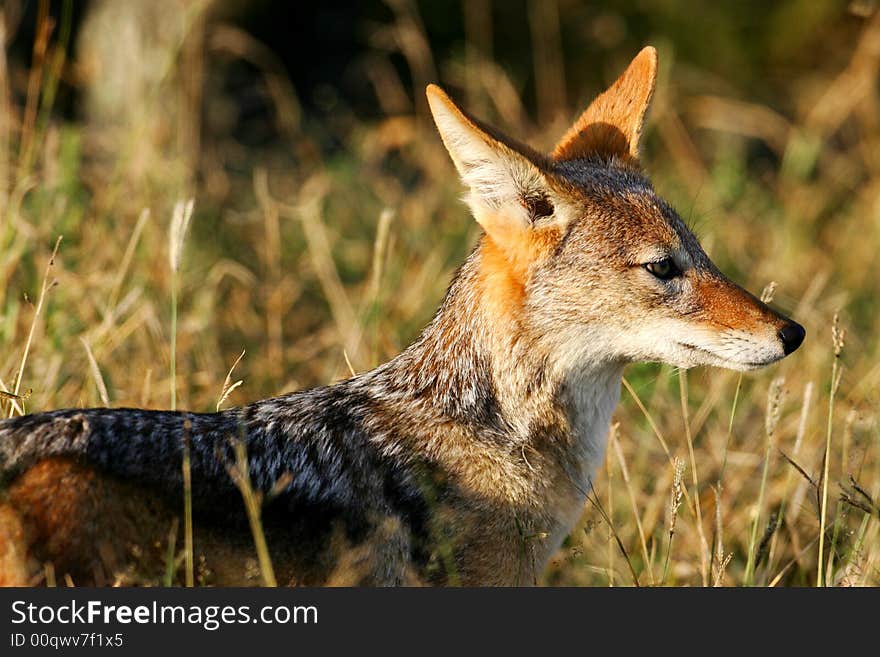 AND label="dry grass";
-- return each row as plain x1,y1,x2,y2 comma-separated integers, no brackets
1,1,878,586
